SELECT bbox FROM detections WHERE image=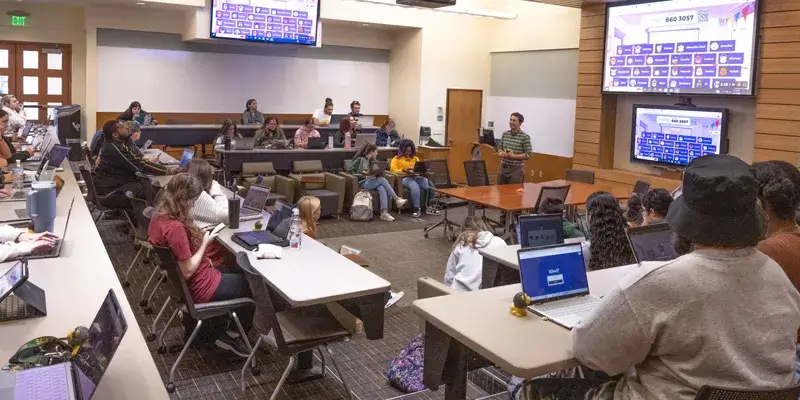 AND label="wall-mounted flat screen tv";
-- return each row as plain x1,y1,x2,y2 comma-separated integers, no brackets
631,104,729,167
210,0,321,46
603,0,759,96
